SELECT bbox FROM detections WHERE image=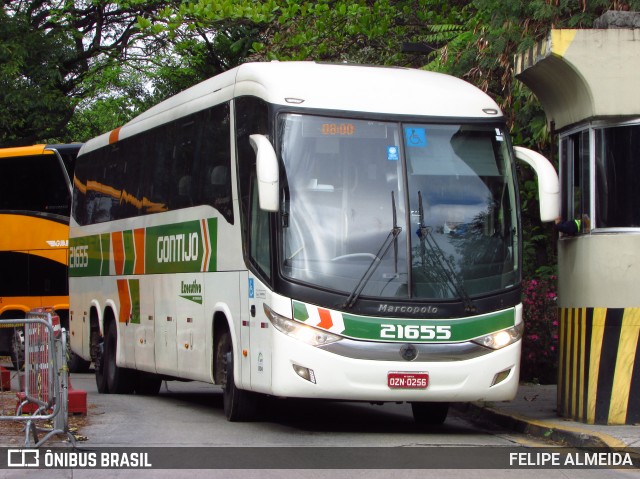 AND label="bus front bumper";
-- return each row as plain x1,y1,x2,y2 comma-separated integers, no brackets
266,332,521,403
